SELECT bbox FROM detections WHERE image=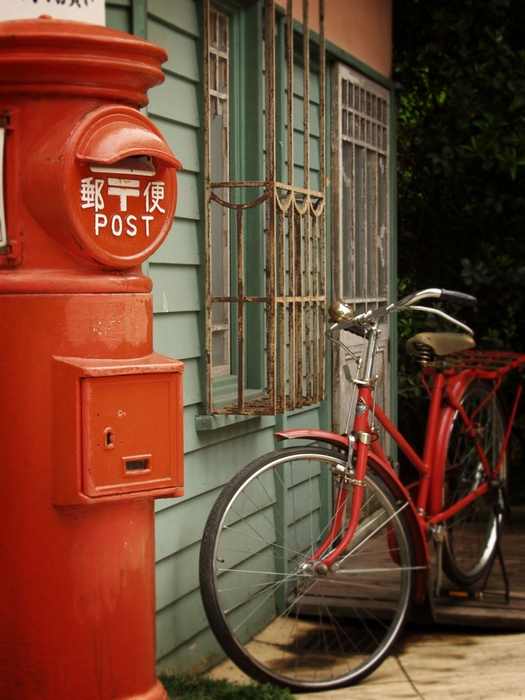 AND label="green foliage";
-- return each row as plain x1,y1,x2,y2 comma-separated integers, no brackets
394,0,525,352
460,247,525,349
394,0,525,501
159,674,294,700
